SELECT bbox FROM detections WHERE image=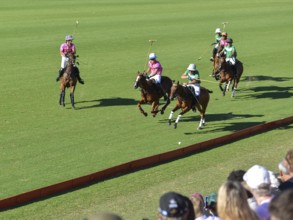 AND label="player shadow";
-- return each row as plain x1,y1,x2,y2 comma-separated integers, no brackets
159,112,264,124
243,75,293,82
240,86,293,99
75,97,138,110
